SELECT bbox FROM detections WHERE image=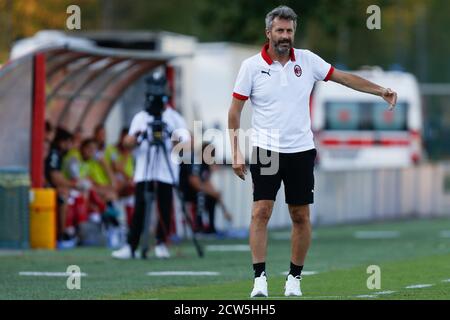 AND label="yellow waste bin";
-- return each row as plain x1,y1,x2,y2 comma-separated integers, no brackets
29,188,56,249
